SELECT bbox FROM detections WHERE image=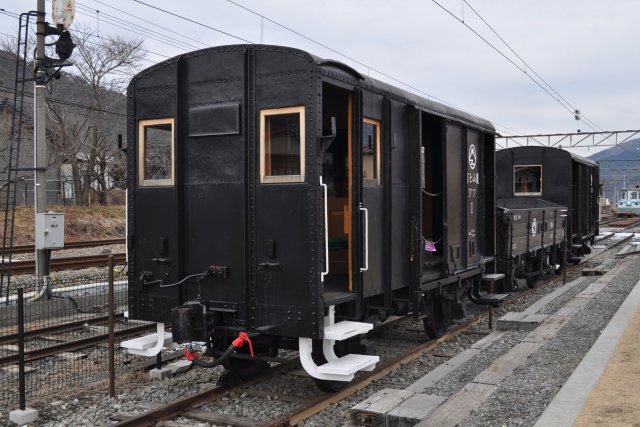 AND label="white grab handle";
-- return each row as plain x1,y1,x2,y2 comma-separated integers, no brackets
320,176,329,282
360,204,369,272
